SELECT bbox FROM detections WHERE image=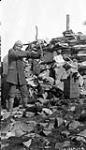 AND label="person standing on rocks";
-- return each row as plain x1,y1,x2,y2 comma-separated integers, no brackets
6,40,41,115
